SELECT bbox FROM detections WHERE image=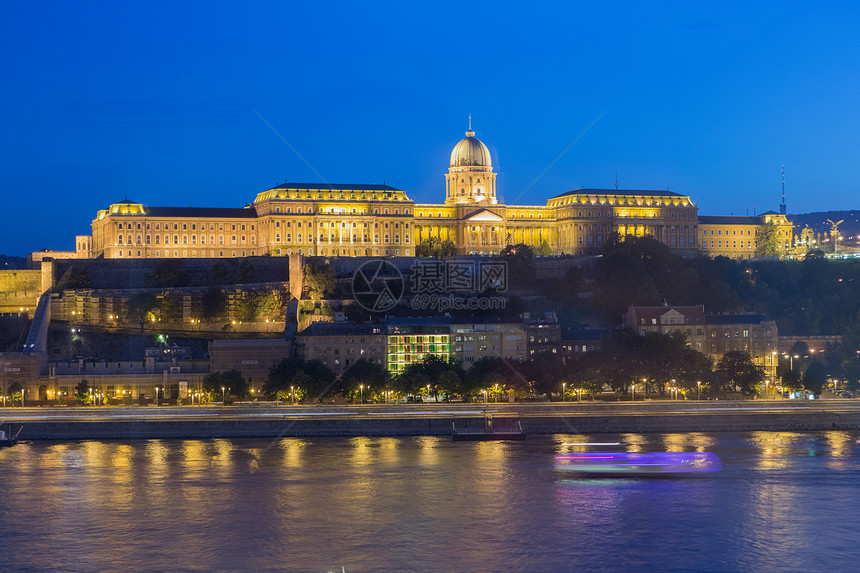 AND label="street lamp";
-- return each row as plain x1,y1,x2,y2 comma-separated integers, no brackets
697,380,701,401
360,384,364,404
788,354,799,371
154,386,159,406
290,385,294,405
631,382,635,402
493,383,499,403
221,386,226,404
562,382,566,403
